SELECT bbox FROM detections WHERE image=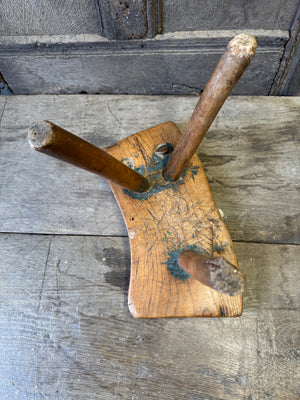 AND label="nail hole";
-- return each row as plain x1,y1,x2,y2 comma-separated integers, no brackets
155,143,174,158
